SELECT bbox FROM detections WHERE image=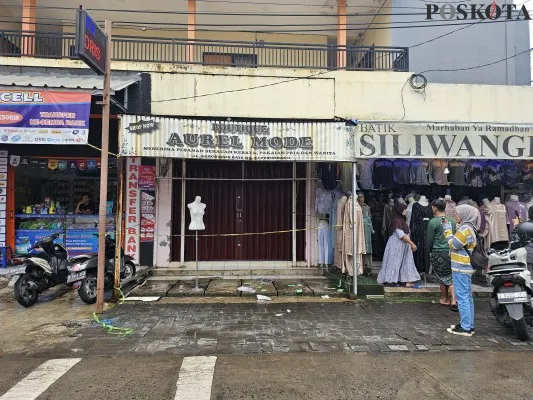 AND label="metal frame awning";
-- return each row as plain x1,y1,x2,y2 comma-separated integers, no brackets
0,72,141,94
